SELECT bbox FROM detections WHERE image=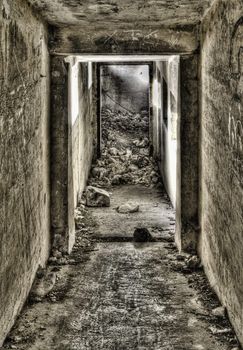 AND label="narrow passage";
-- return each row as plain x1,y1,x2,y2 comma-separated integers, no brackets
2,105,238,350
